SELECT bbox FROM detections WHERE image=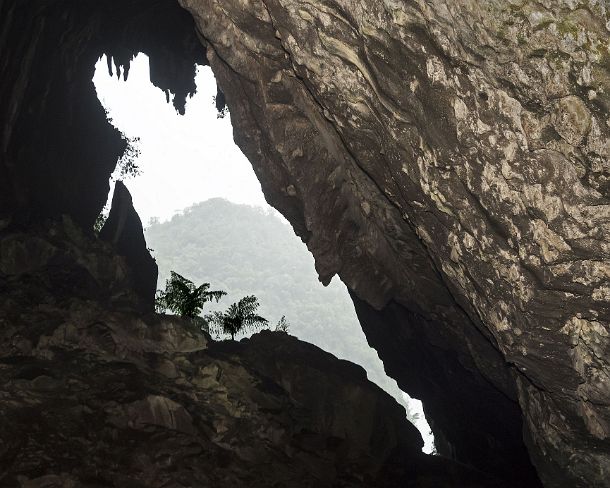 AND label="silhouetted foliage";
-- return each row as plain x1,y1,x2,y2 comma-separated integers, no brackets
208,295,268,340
102,107,142,180
275,315,290,333
93,114,141,234
93,213,108,235
115,136,141,179
213,86,228,118
155,271,226,320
